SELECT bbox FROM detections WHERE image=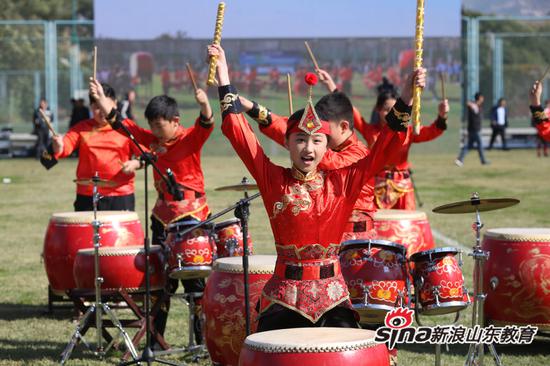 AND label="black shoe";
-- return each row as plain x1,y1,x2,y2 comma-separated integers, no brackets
482,161,491,165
